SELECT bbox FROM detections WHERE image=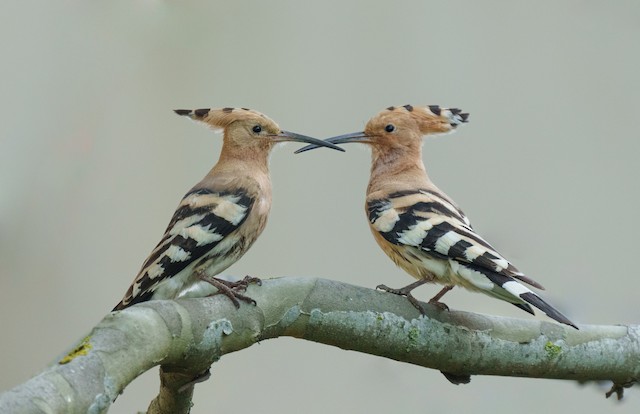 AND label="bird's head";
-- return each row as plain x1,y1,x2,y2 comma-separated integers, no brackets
174,107,343,153
295,105,468,157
